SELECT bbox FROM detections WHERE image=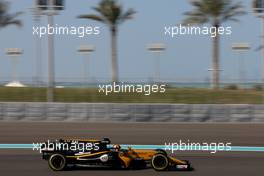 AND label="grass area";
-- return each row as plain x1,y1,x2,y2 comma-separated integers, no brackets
0,87,263,104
